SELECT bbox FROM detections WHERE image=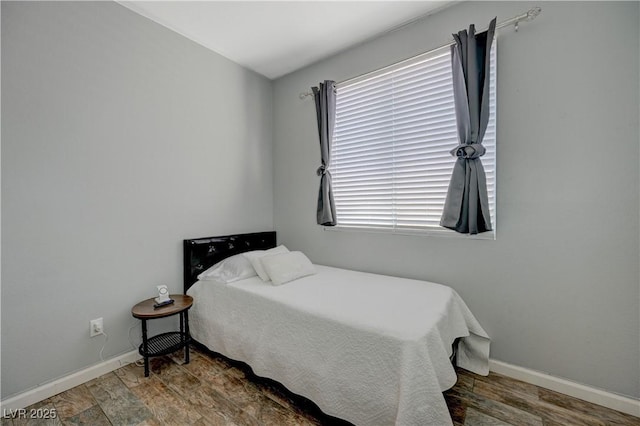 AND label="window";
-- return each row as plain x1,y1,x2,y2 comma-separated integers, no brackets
331,43,496,234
